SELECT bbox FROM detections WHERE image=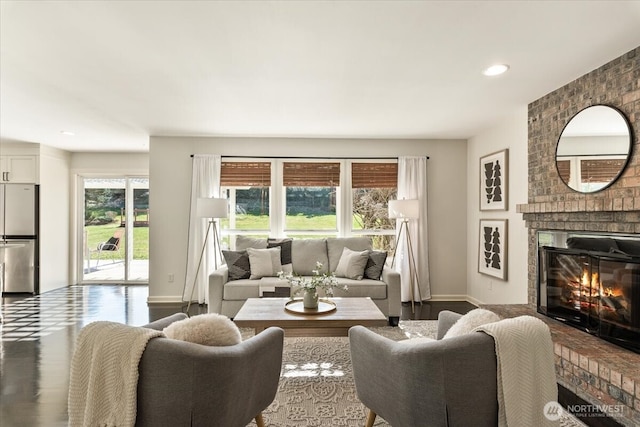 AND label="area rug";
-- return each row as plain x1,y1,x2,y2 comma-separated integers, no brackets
242,320,586,427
